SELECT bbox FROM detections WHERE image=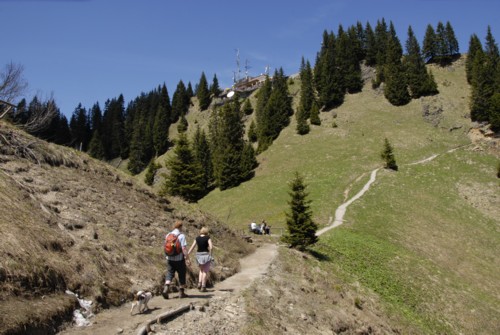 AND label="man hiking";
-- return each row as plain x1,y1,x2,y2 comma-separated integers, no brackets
162,220,191,299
